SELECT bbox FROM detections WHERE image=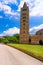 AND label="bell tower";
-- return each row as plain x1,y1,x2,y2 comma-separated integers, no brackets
20,2,29,43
